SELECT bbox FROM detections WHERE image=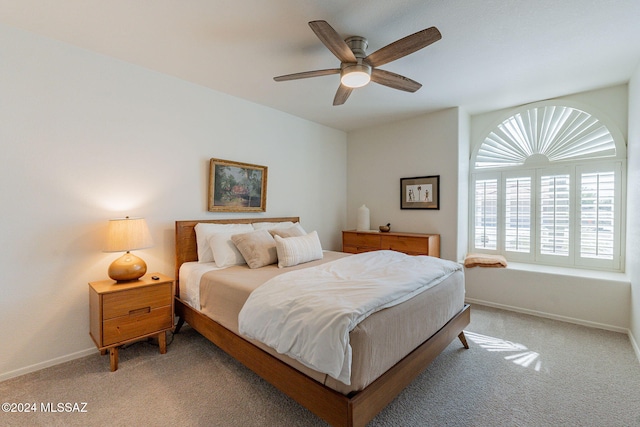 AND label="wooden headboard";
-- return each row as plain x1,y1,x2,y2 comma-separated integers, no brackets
174,217,300,280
